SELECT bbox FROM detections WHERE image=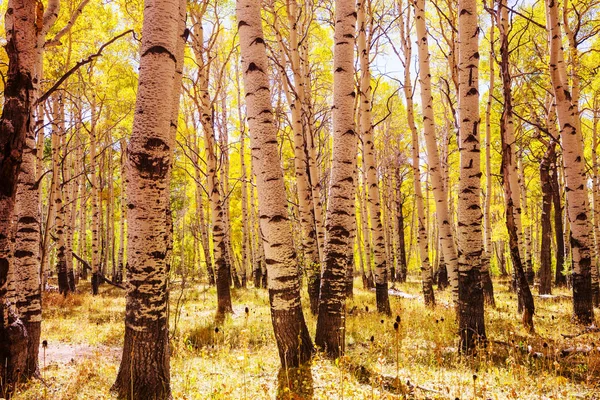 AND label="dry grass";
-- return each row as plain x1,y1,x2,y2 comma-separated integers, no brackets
13,278,600,399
